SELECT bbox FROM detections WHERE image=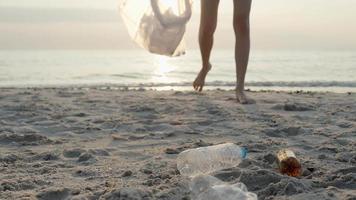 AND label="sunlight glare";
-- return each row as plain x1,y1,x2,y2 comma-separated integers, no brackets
152,55,176,83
